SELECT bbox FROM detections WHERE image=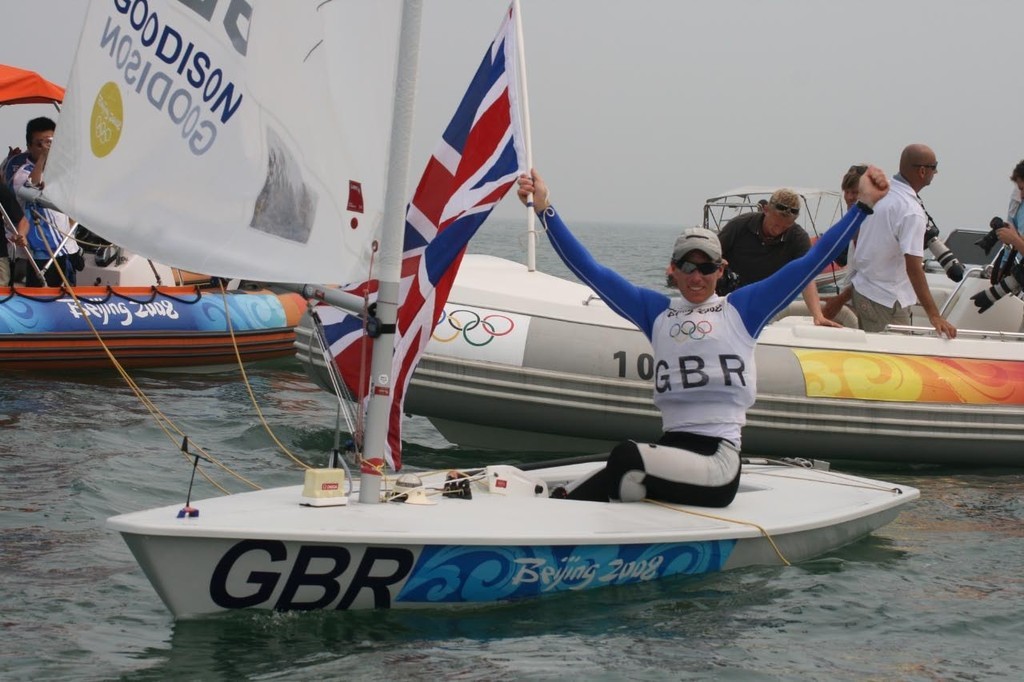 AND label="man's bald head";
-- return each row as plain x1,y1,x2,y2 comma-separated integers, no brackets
899,144,938,192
